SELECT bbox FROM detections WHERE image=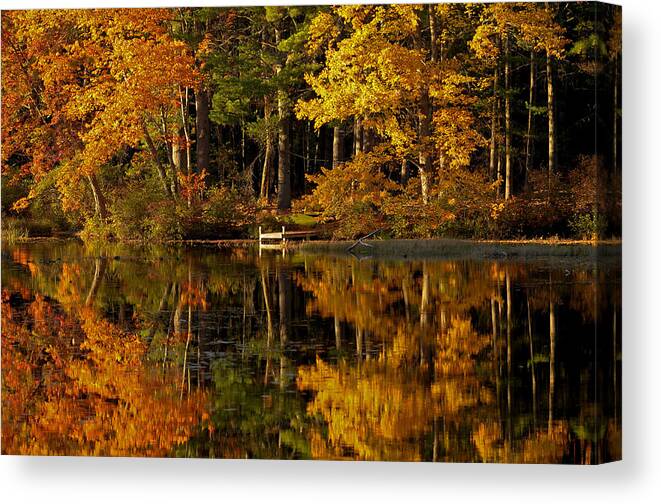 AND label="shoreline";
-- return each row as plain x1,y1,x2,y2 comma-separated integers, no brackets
293,238,621,262
5,236,622,259
5,236,622,246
